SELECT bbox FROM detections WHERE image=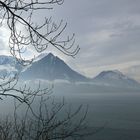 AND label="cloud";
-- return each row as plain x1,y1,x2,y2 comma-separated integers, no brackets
53,0,140,78
0,0,140,80
0,22,11,55
123,64,140,82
